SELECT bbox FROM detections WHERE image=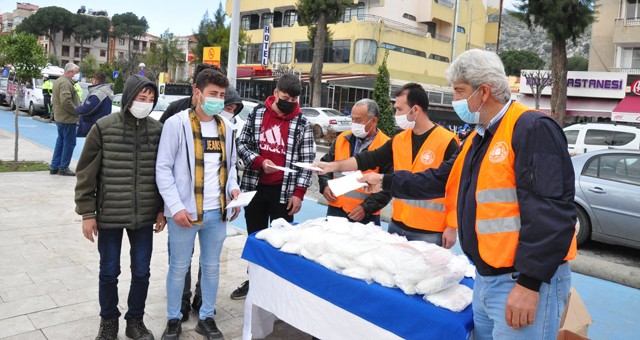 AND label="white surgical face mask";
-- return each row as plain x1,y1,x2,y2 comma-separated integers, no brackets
129,101,154,119
394,108,416,130
351,118,372,139
72,73,80,82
